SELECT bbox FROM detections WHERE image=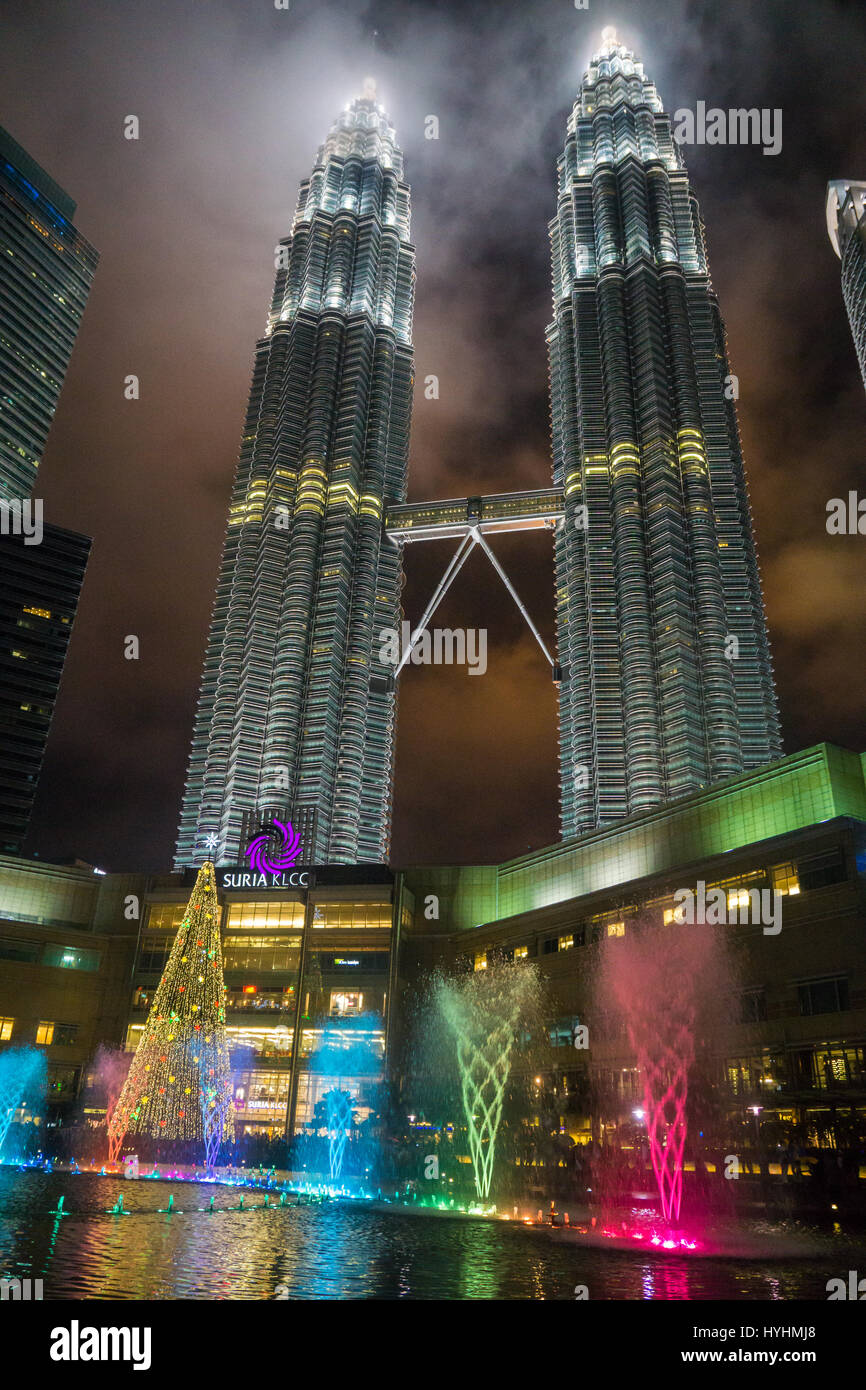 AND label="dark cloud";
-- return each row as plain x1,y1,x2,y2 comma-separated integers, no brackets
0,0,863,870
